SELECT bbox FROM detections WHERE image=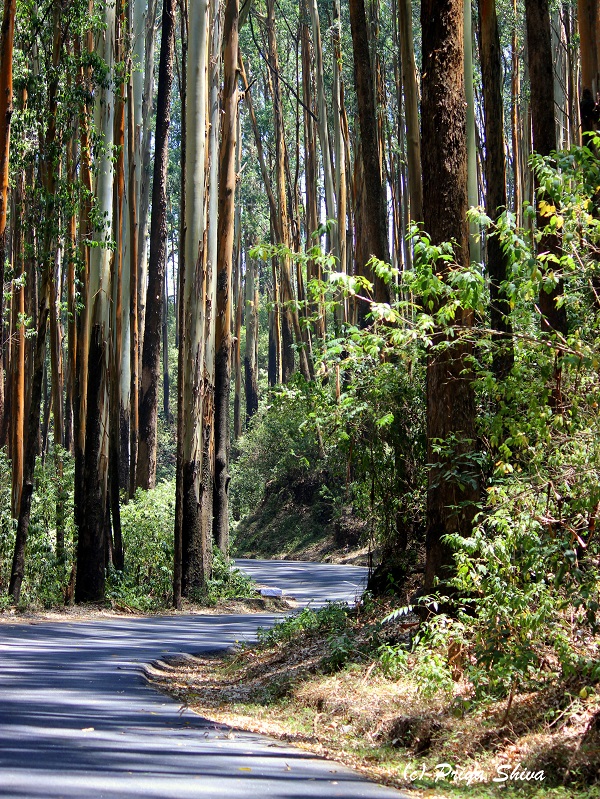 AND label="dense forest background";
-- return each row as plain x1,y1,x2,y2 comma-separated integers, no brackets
0,0,599,702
